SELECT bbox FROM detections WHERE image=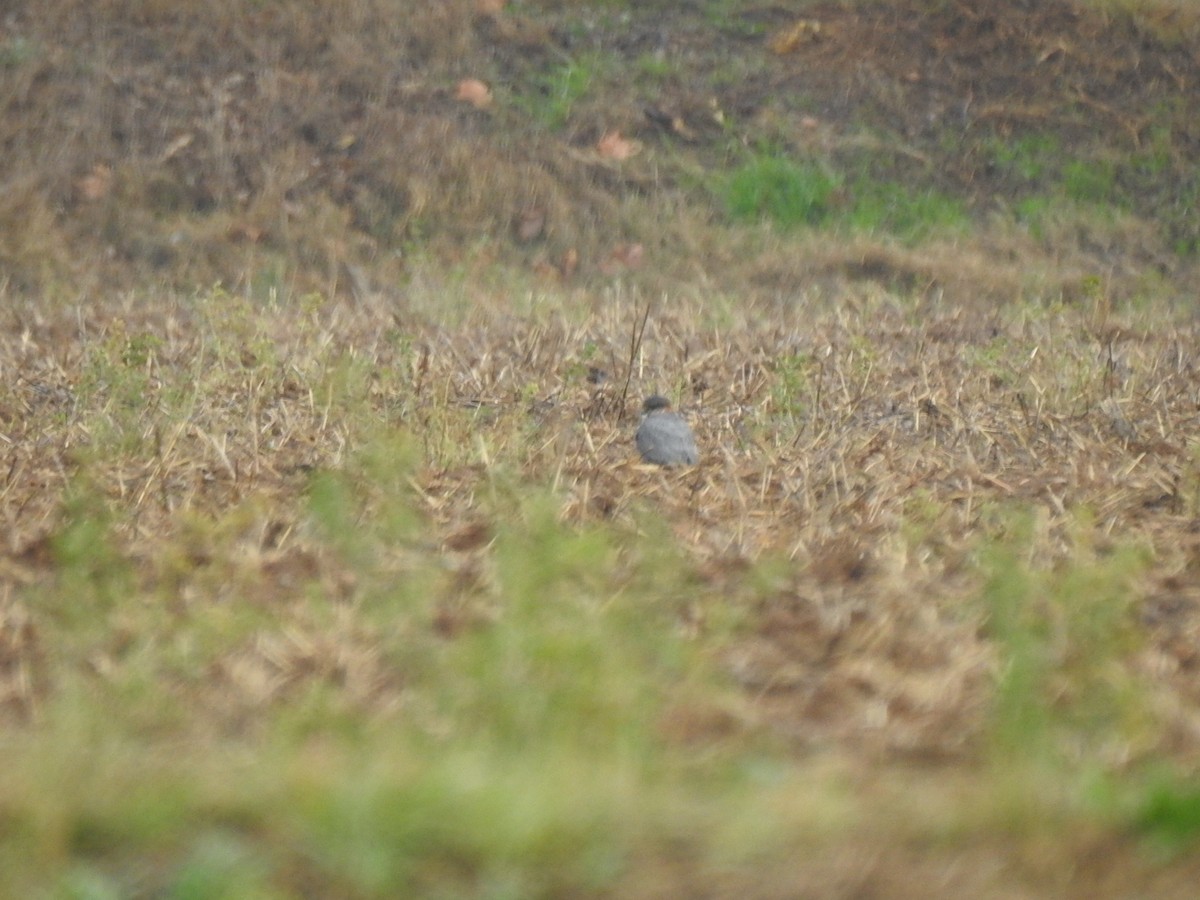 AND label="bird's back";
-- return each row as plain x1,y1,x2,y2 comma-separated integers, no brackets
636,410,698,466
